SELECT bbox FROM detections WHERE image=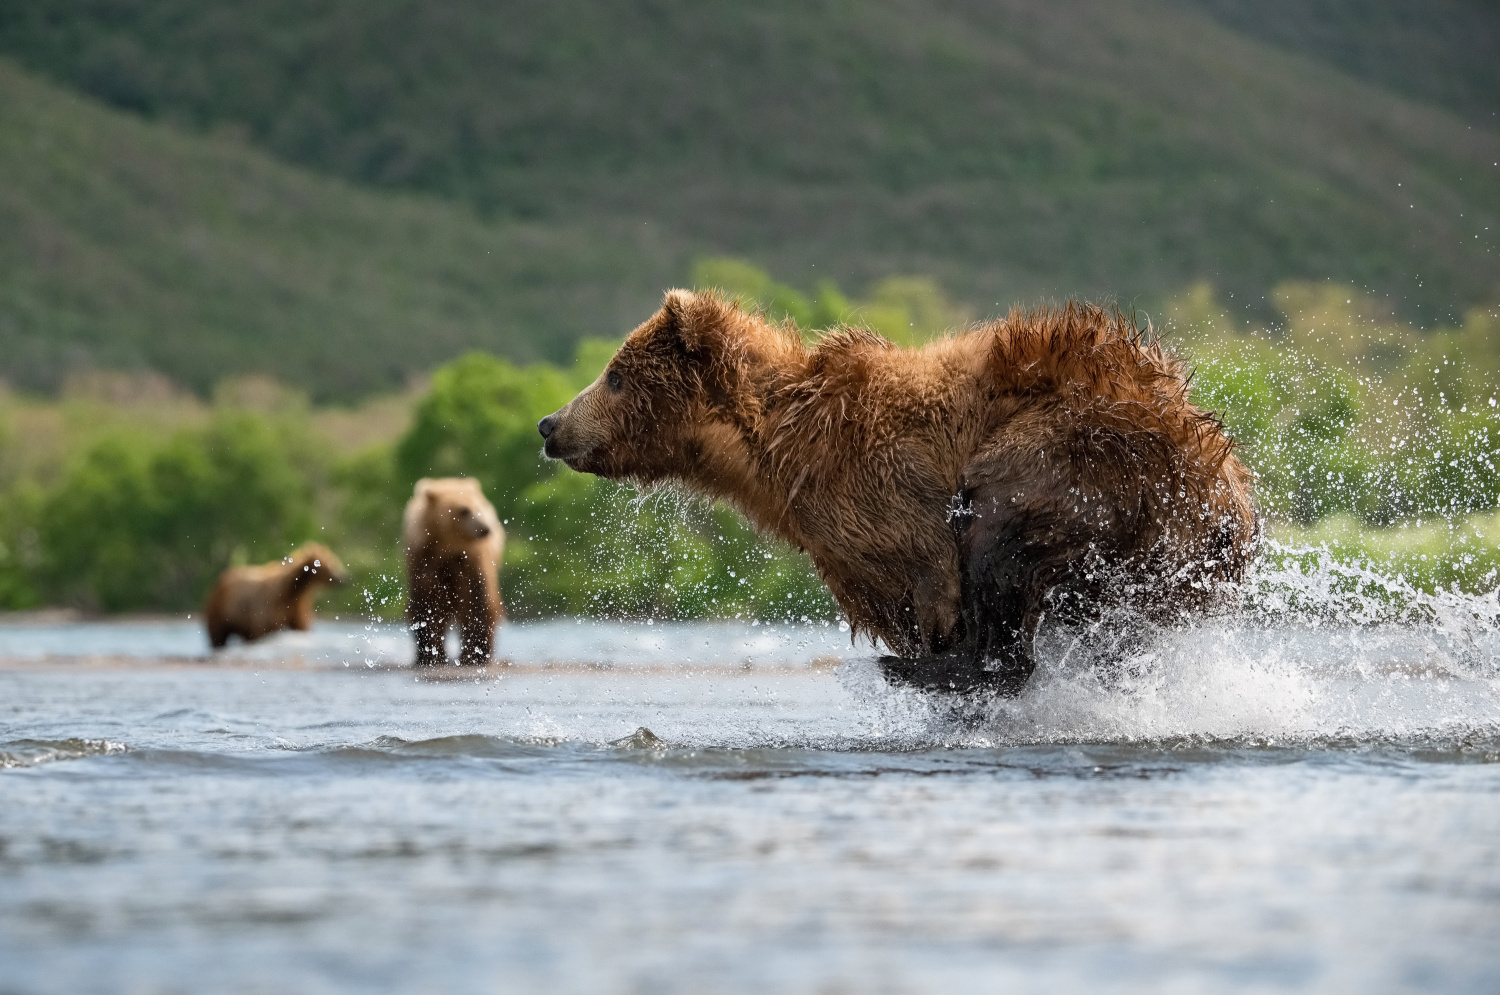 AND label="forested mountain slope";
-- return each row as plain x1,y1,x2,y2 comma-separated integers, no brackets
1181,0,1498,126
0,0,1496,396
0,60,663,399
